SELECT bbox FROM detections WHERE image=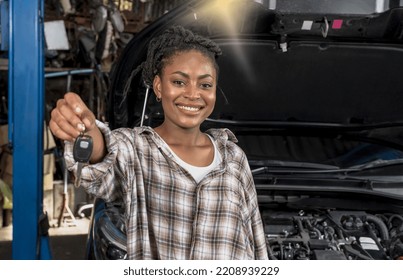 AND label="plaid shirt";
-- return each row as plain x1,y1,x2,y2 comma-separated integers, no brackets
65,121,268,260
